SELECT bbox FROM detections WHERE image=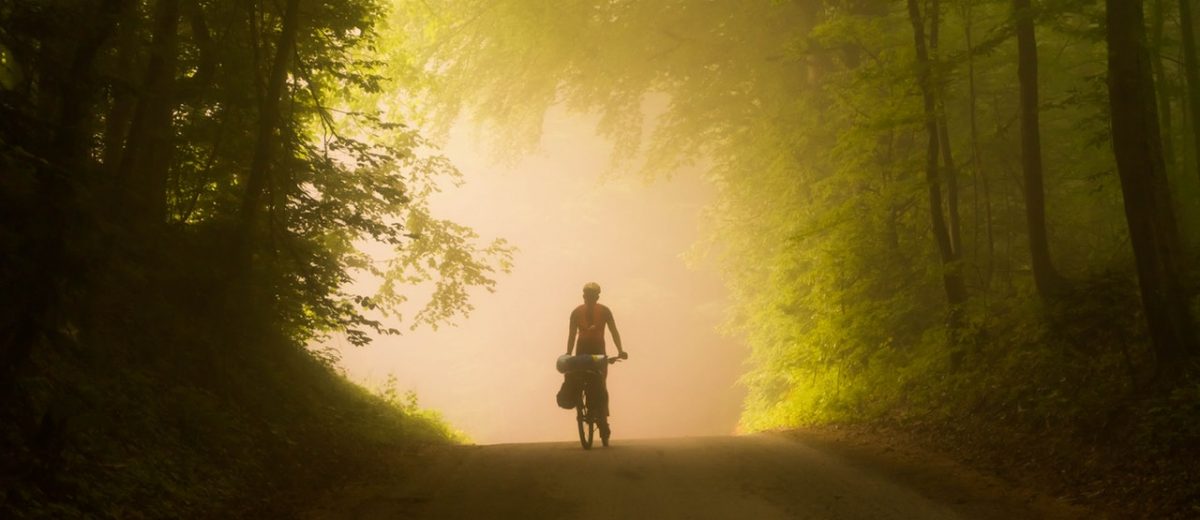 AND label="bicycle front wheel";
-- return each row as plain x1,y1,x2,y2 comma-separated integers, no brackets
576,406,594,449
